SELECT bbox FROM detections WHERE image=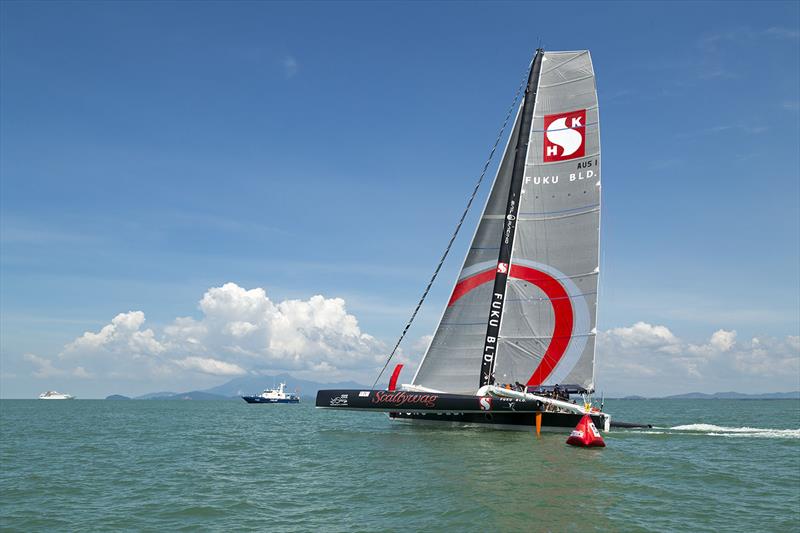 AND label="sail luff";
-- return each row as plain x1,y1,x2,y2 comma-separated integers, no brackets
479,49,545,388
